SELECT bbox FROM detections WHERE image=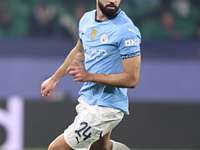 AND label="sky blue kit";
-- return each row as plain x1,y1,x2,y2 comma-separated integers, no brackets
79,9,141,114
